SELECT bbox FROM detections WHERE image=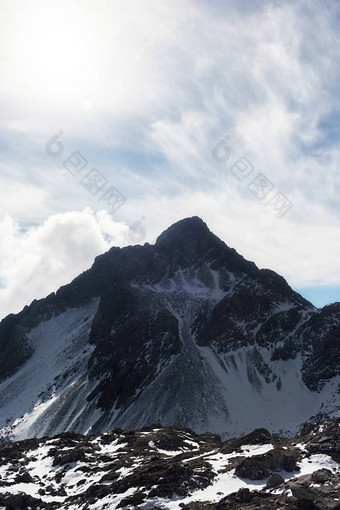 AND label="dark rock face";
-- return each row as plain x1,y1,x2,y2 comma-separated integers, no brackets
89,307,181,410
0,307,37,382
302,316,340,391
0,216,339,440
